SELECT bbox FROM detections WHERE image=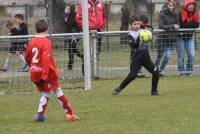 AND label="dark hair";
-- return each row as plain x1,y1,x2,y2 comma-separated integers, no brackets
69,5,75,13
129,15,140,24
35,19,48,33
140,14,148,24
14,14,24,20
